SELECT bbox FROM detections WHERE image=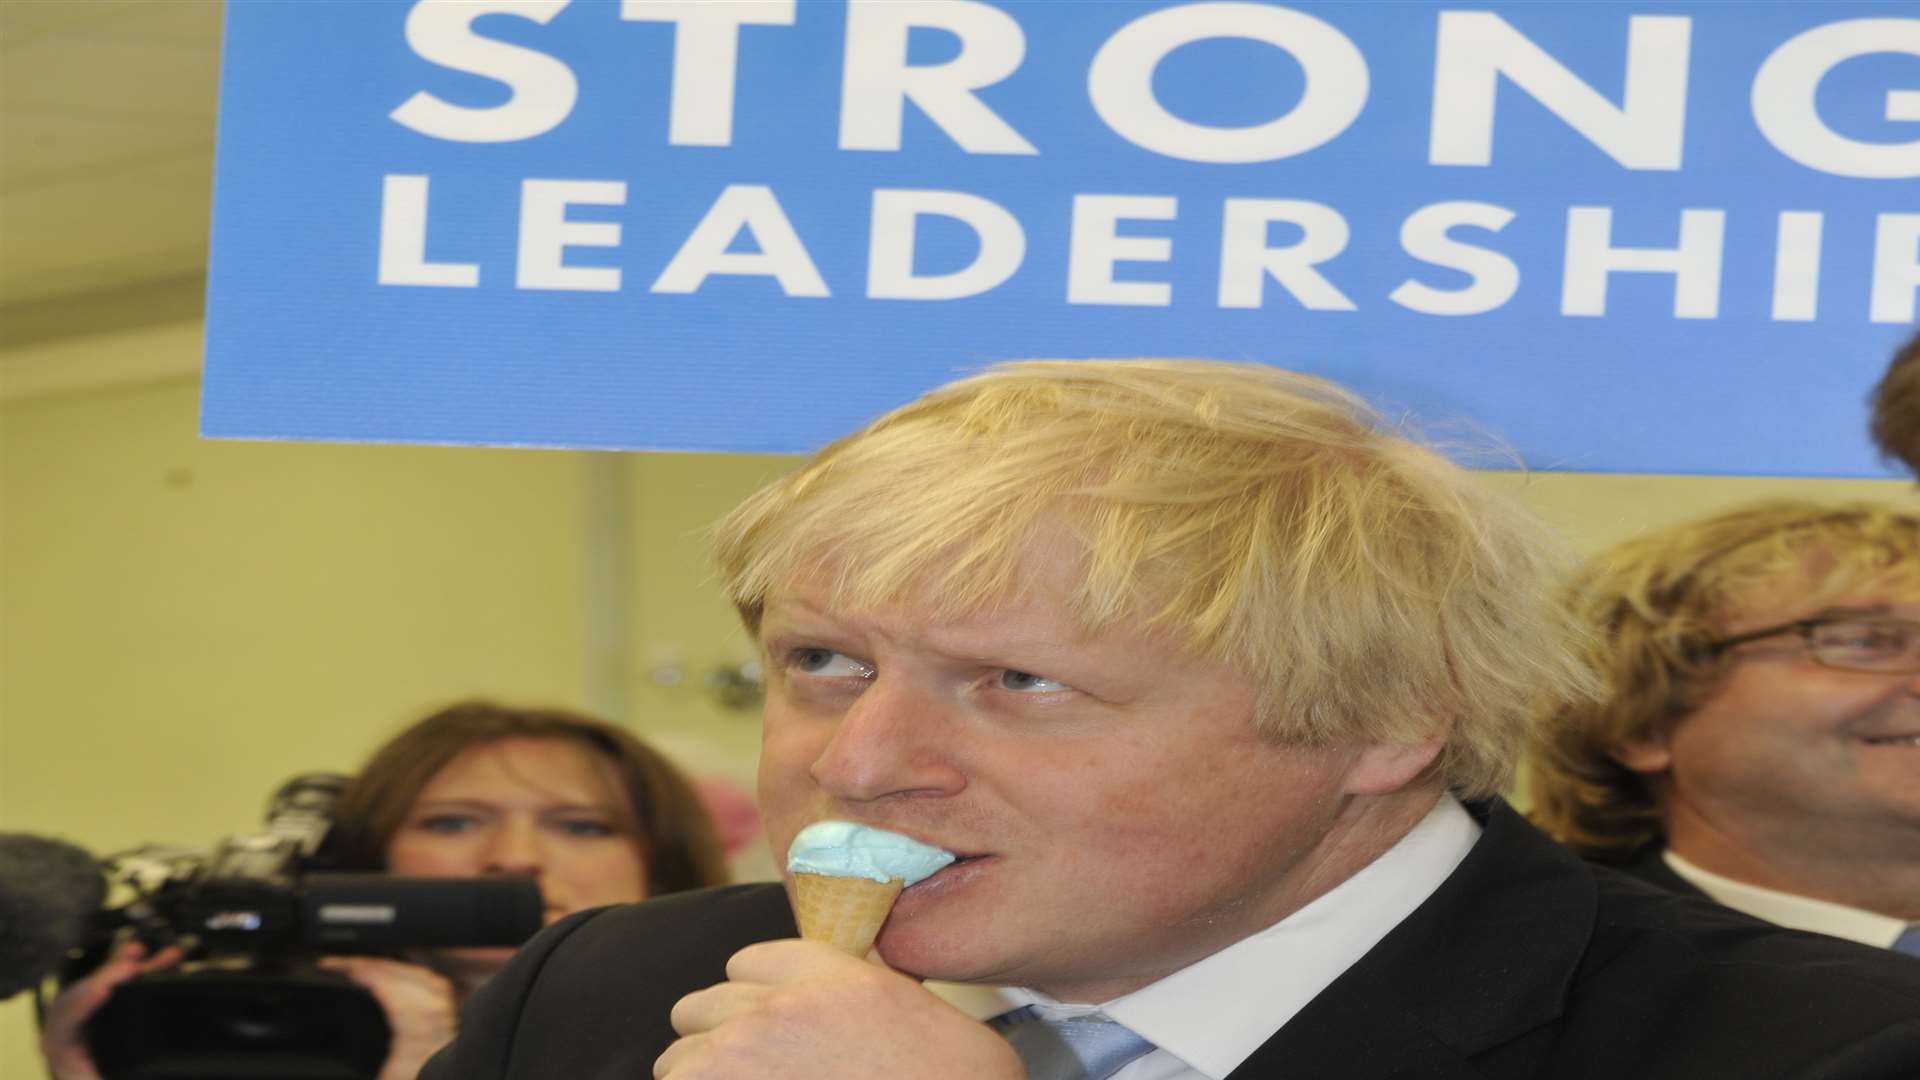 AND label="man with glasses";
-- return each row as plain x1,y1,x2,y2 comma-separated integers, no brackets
1527,499,1920,956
